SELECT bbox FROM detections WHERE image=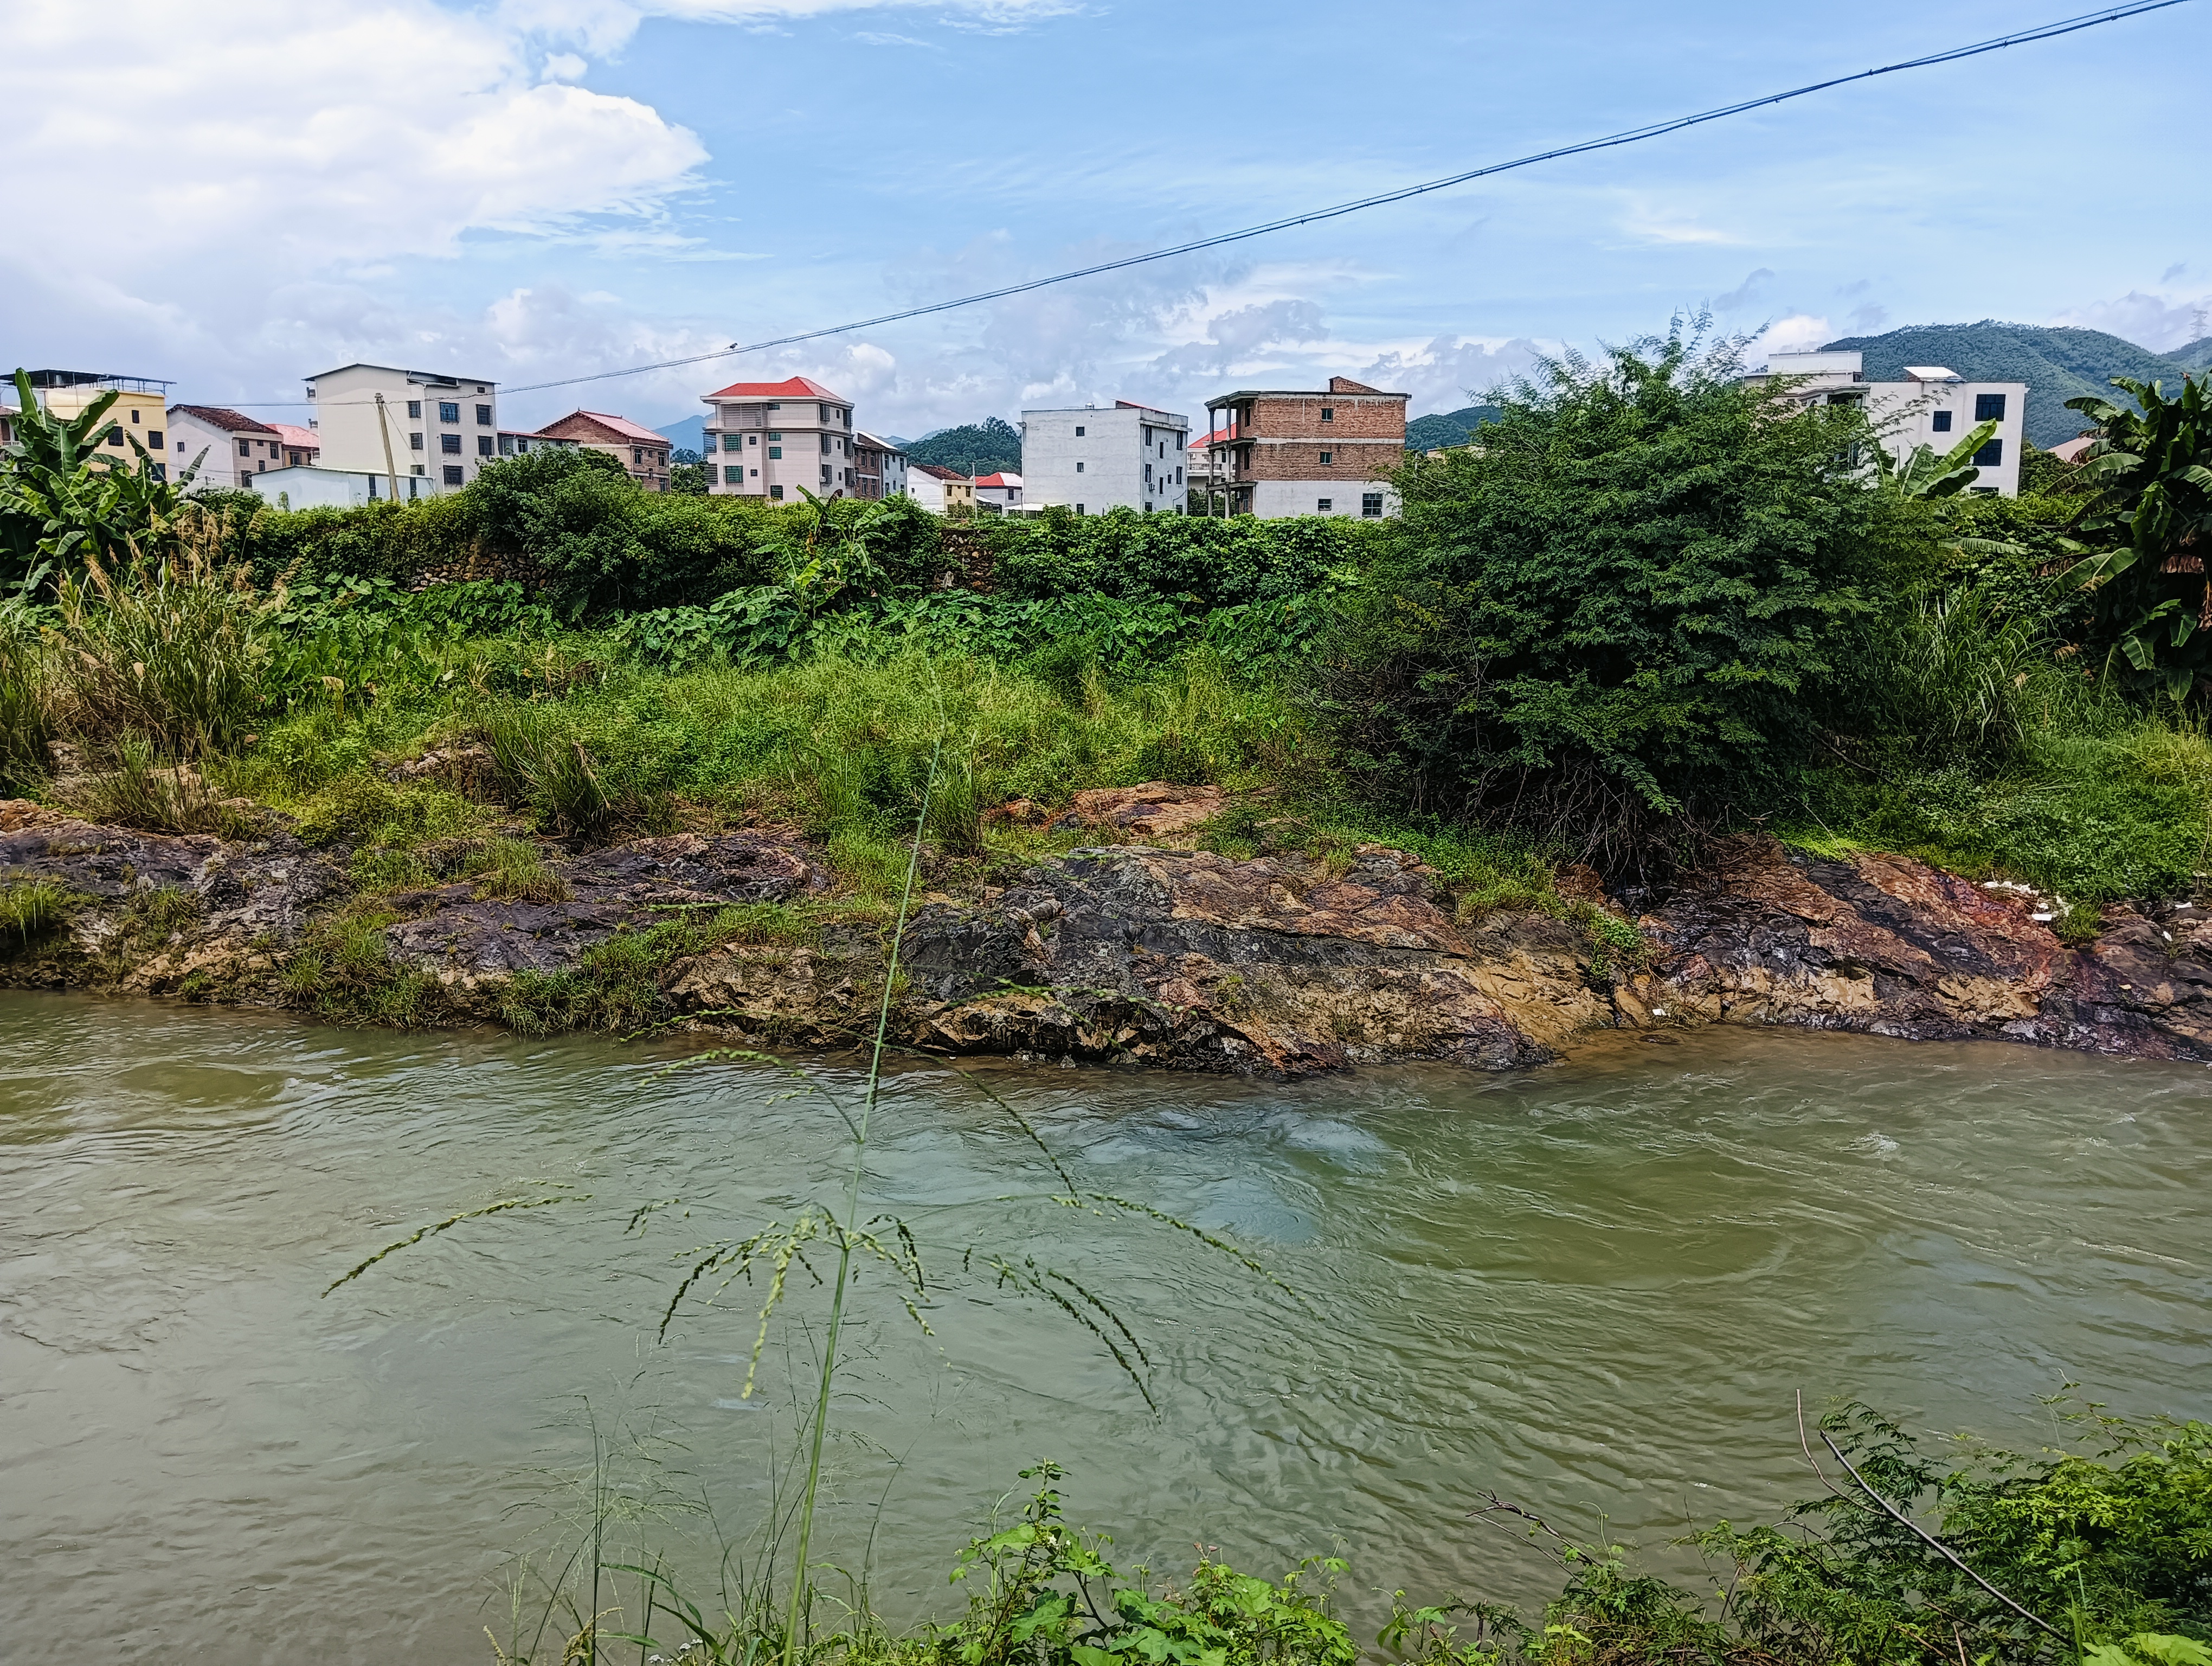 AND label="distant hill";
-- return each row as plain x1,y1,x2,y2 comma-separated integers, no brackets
654,415,708,456
1406,403,1504,451
2170,336,2212,374
906,417,1020,477
1817,322,2203,447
